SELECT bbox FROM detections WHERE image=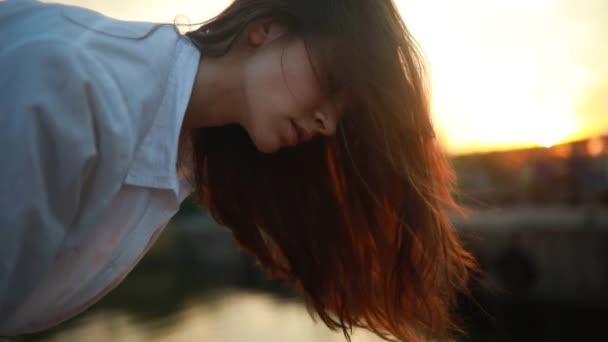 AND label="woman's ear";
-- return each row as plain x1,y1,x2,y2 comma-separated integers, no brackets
247,17,288,48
